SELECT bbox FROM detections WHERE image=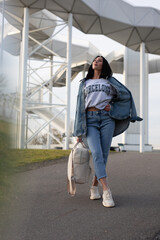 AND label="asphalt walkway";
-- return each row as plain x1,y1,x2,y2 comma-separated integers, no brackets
0,151,160,240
